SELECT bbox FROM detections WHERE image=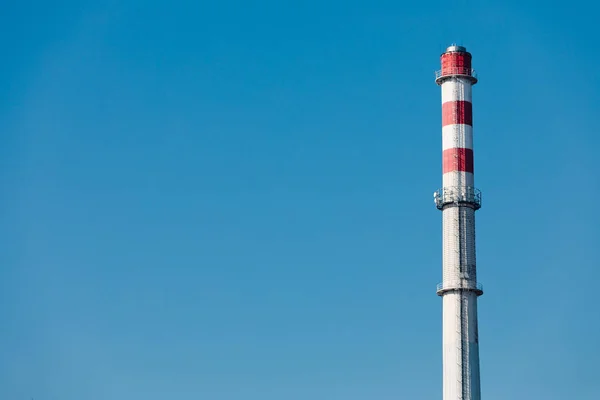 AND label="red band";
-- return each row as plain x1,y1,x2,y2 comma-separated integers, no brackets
441,52,472,75
442,101,472,126
443,148,474,173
